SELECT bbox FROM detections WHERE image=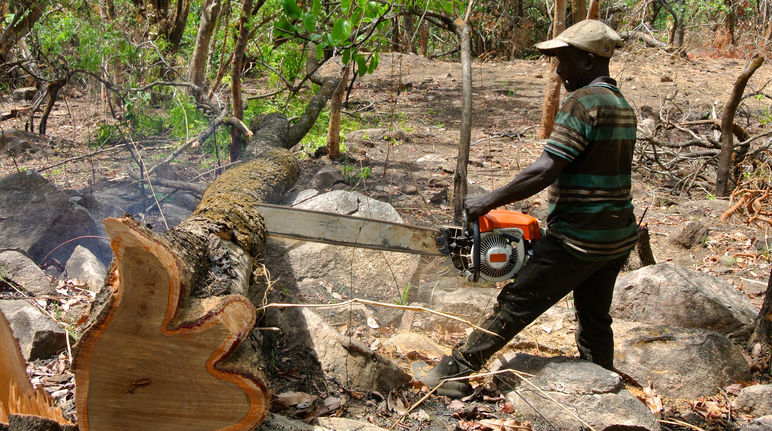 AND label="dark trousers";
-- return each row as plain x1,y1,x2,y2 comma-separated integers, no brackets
453,234,628,371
